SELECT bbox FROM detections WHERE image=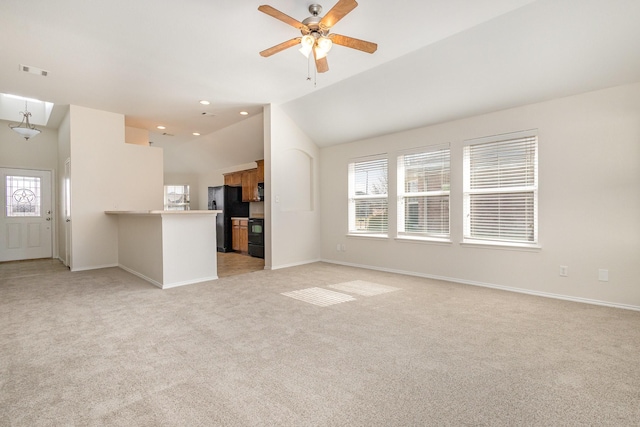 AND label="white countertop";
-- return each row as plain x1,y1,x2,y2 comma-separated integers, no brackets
105,210,222,215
